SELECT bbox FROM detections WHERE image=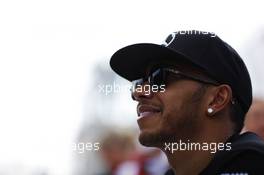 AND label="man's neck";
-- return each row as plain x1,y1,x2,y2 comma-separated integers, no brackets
164,146,214,175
